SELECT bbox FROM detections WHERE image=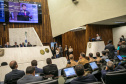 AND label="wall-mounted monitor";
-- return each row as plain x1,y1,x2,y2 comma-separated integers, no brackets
0,0,5,22
9,2,39,23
